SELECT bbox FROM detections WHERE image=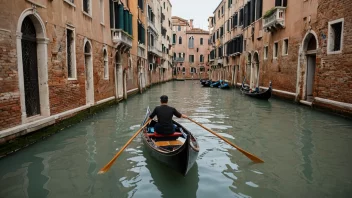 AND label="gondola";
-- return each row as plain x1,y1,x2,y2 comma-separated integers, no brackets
141,108,199,176
219,81,230,89
241,80,272,100
200,79,207,85
202,80,212,87
210,80,220,88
